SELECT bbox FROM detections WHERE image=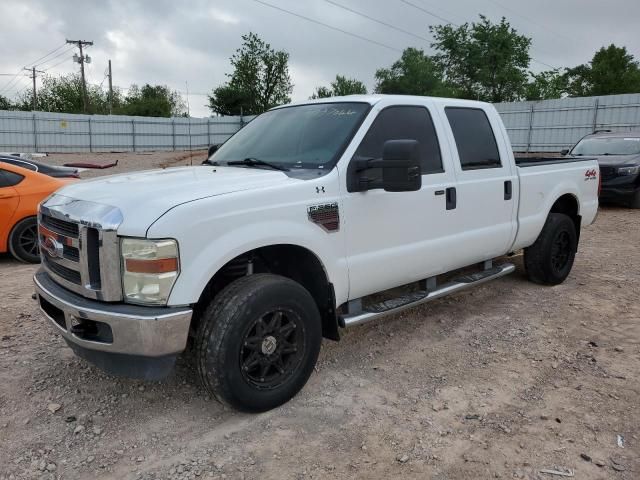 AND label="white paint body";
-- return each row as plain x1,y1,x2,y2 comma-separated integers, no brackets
54,95,599,308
